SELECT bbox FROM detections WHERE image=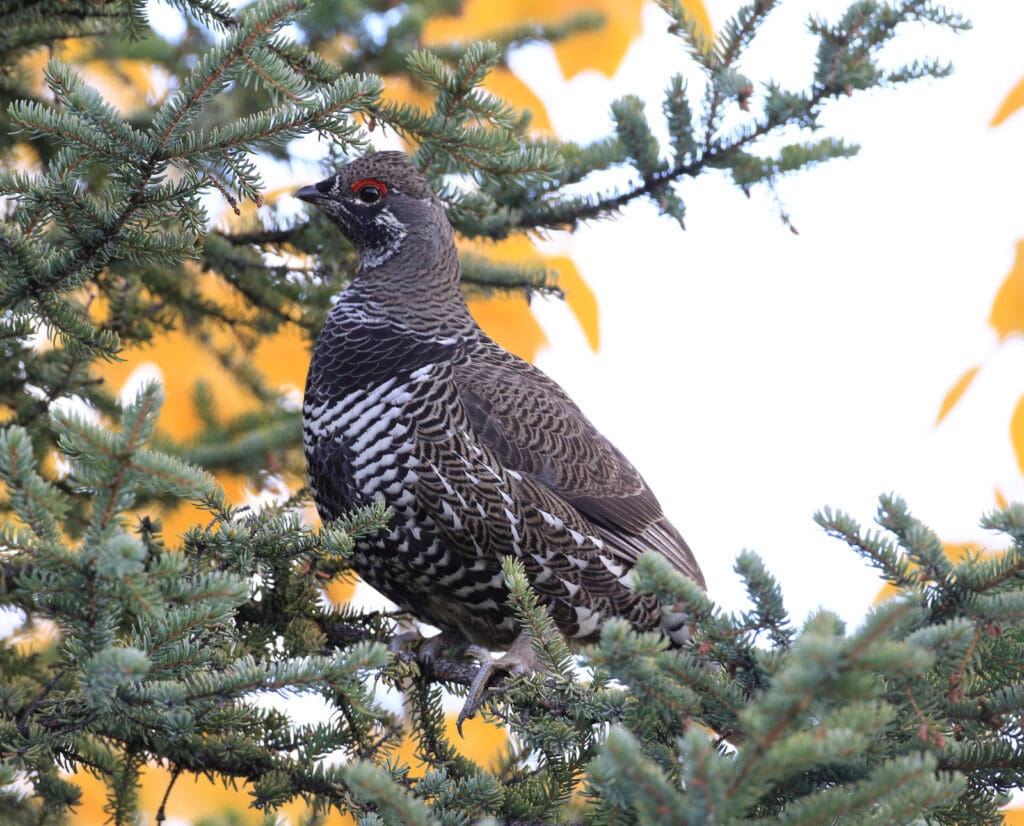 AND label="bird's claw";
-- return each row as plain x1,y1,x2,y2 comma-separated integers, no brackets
389,630,541,736
418,632,458,668
456,633,539,736
389,629,462,674
388,629,425,657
